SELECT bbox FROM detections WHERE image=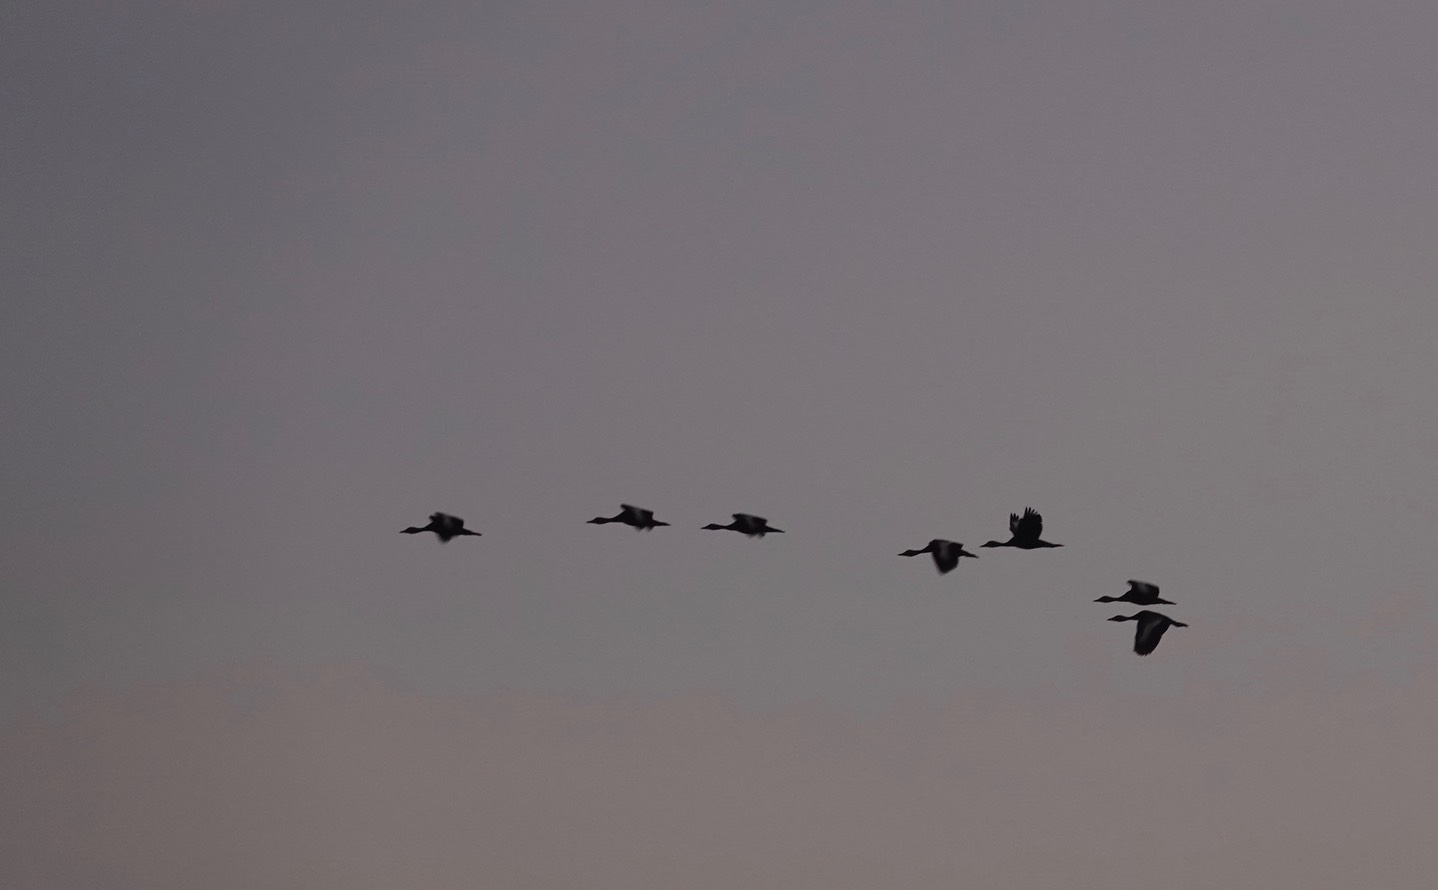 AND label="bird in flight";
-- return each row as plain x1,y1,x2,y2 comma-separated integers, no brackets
981,507,1062,549
1095,580,1174,606
1107,610,1187,655
898,539,977,574
587,504,670,530
702,513,785,537
400,512,482,543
